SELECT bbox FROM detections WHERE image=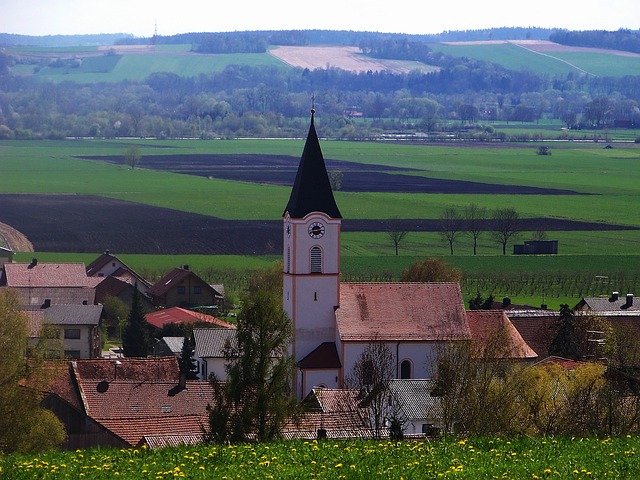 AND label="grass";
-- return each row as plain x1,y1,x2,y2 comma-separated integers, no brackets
2,436,640,479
